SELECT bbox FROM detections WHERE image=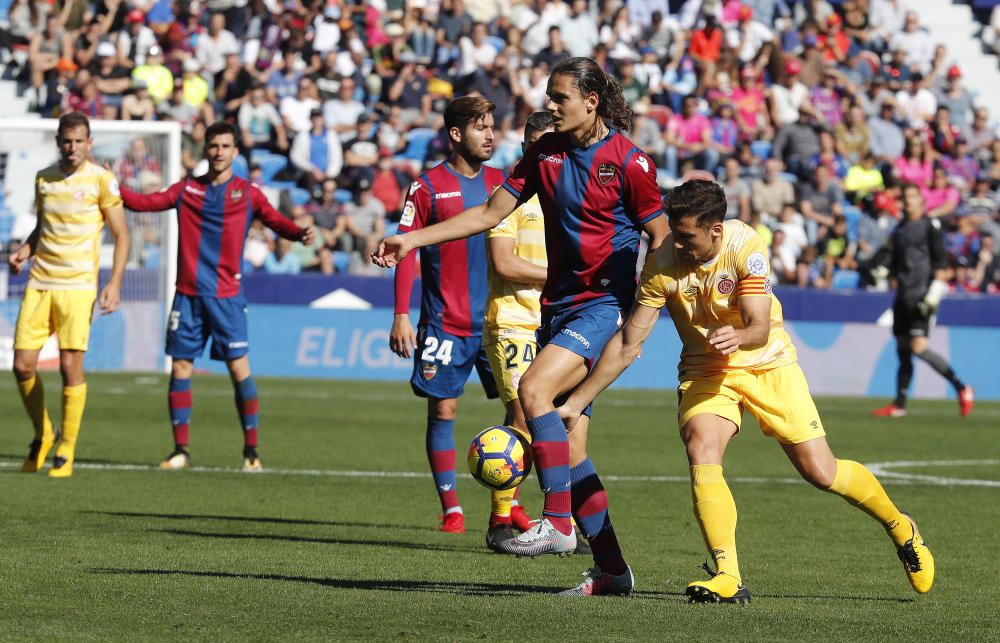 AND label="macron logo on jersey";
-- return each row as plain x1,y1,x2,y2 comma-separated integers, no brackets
185,185,205,196
560,328,591,349
636,155,650,173
435,191,462,200
538,153,563,165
